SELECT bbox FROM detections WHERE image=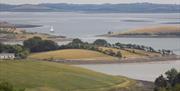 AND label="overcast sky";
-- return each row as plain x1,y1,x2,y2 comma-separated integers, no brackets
0,0,180,4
